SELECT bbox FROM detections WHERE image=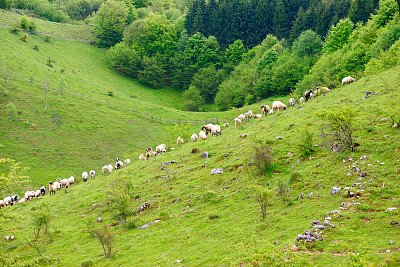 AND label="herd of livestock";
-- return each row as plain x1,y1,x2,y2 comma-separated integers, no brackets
1,76,356,208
